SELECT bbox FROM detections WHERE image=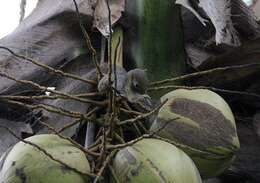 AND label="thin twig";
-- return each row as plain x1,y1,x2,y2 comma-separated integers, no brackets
4,99,85,119
0,71,105,106
117,100,168,125
108,119,177,150
58,119,82,132
95,127,109,174
137,121,149,133
115,133,125,143
4,99,105,127
0,46,97,85
88,138,102,152
121,101,148,133
120,107,142,116
110,36,122,139
0,125,98,179
99,134,148,150
93,150,117,183
106,0,113,114
108,165,121,183
72,0,102,79
58,107,100,133
150,63,260,86
76,92,105,98
0,92,103,101
133,123,142,136
148,85,260,99
153,135,231,157
39,121,100,157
